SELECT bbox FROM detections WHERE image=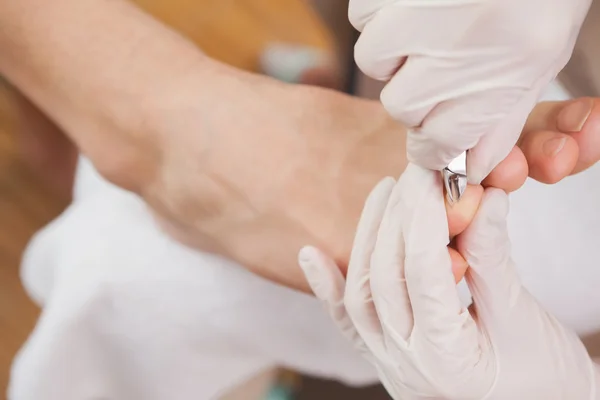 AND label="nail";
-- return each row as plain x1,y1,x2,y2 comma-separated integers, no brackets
557,98,593,133
543,136,567,157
